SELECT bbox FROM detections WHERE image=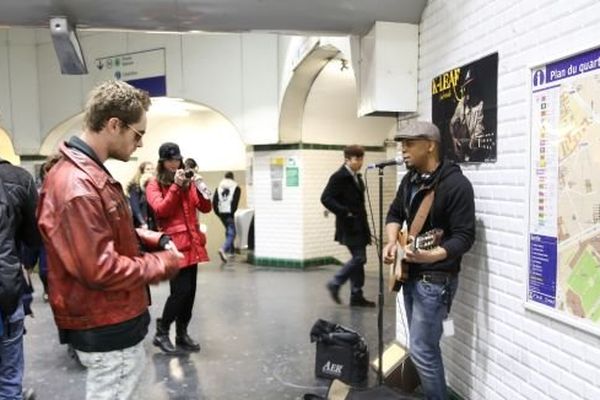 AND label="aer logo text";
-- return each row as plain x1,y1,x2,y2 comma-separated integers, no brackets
322,361,343,376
